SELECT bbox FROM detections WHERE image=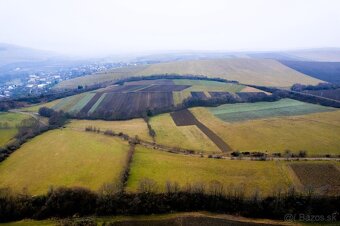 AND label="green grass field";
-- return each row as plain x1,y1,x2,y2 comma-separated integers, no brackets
150,113,220,153
192,107,340,155
126,146,293,196
173,79,245,92
0,129,129,195
0,112,30,147
208,99,336,122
